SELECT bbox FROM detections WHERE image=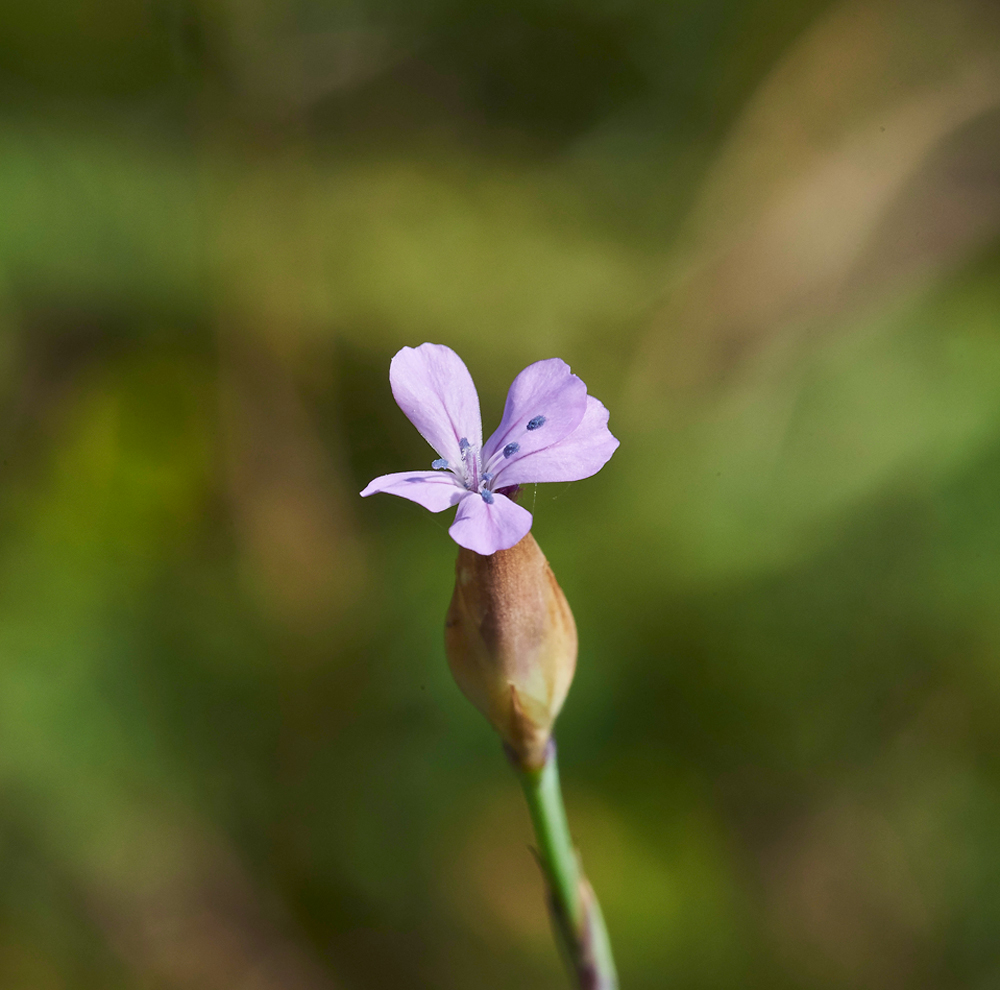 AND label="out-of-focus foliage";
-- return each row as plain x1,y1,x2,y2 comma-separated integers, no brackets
2,0,1000,987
